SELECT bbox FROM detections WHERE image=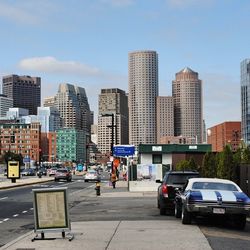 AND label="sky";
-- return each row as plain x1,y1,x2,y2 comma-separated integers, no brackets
0,0,249,128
